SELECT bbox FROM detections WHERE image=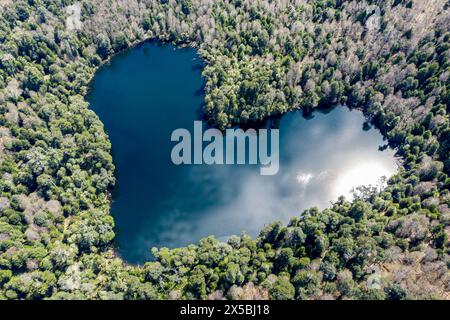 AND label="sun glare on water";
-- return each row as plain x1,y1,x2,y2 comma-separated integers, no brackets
333,162,393,200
